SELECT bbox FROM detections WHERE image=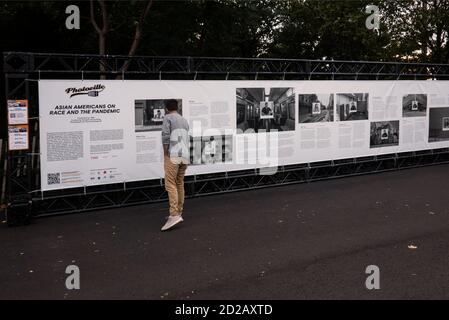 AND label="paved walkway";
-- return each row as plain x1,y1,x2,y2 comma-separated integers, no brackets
1,165,449,299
